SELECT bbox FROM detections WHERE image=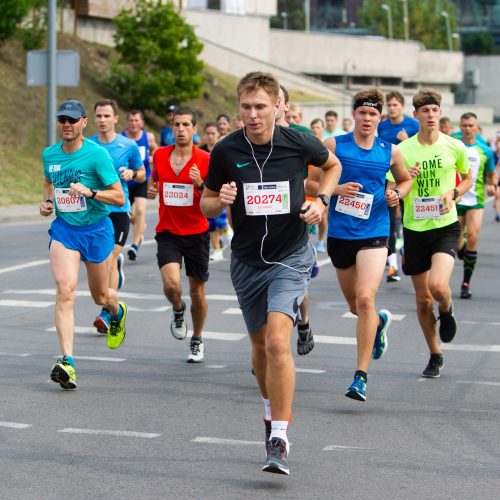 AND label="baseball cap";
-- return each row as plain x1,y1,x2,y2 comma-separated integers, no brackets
167,104,178,113
56,99,86,119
